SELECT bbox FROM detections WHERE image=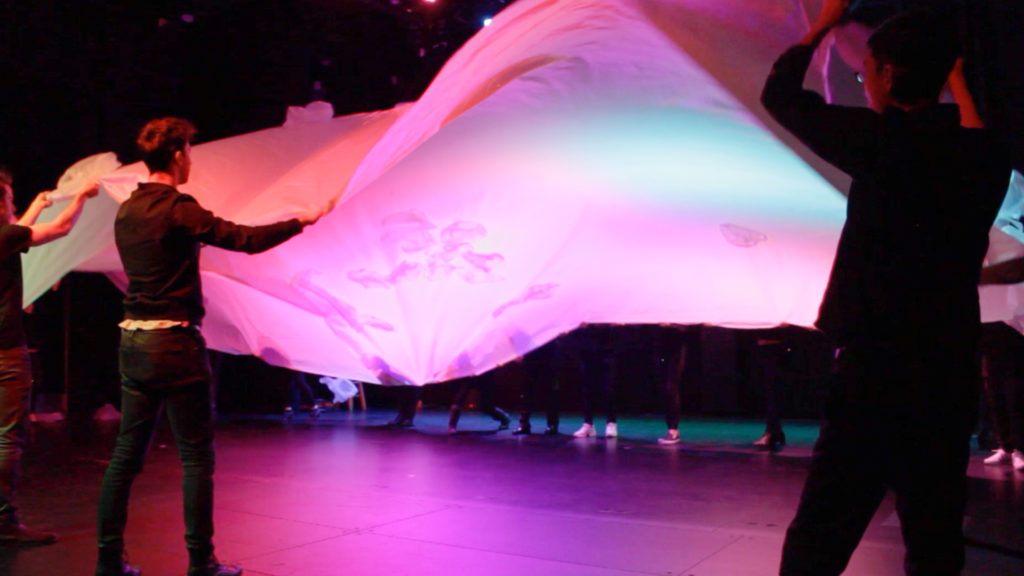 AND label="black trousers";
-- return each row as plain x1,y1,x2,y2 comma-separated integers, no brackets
780,341,978,576
659,327,698,430
97,328,215,573
980,322,1024,452
449,373,508,427
517,347,563,428
394,386,422,423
